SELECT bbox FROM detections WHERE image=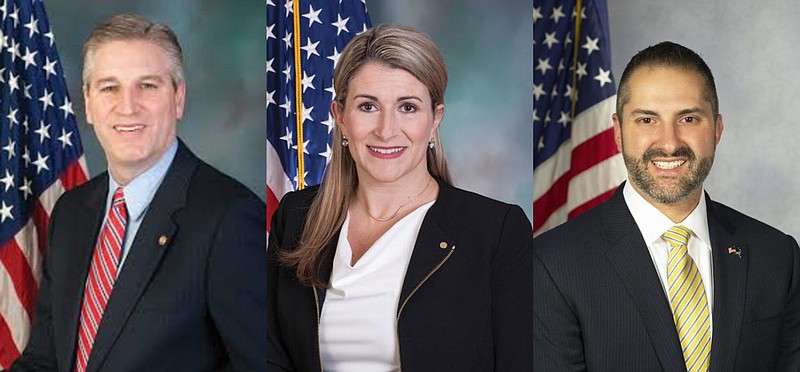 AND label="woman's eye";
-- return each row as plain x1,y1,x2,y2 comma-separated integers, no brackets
400,104,417,113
